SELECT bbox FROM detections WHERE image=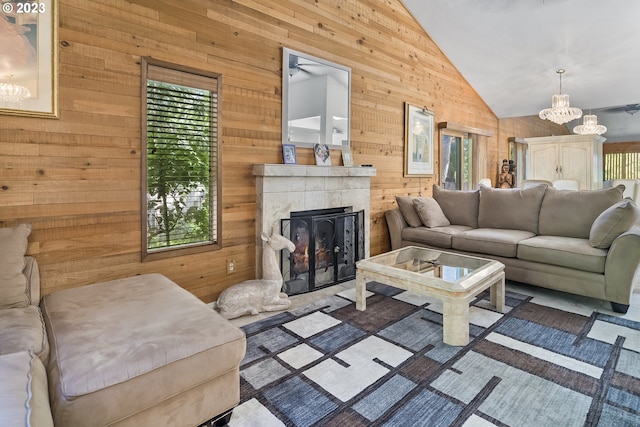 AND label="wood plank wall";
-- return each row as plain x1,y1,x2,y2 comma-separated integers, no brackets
0,0,558,302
